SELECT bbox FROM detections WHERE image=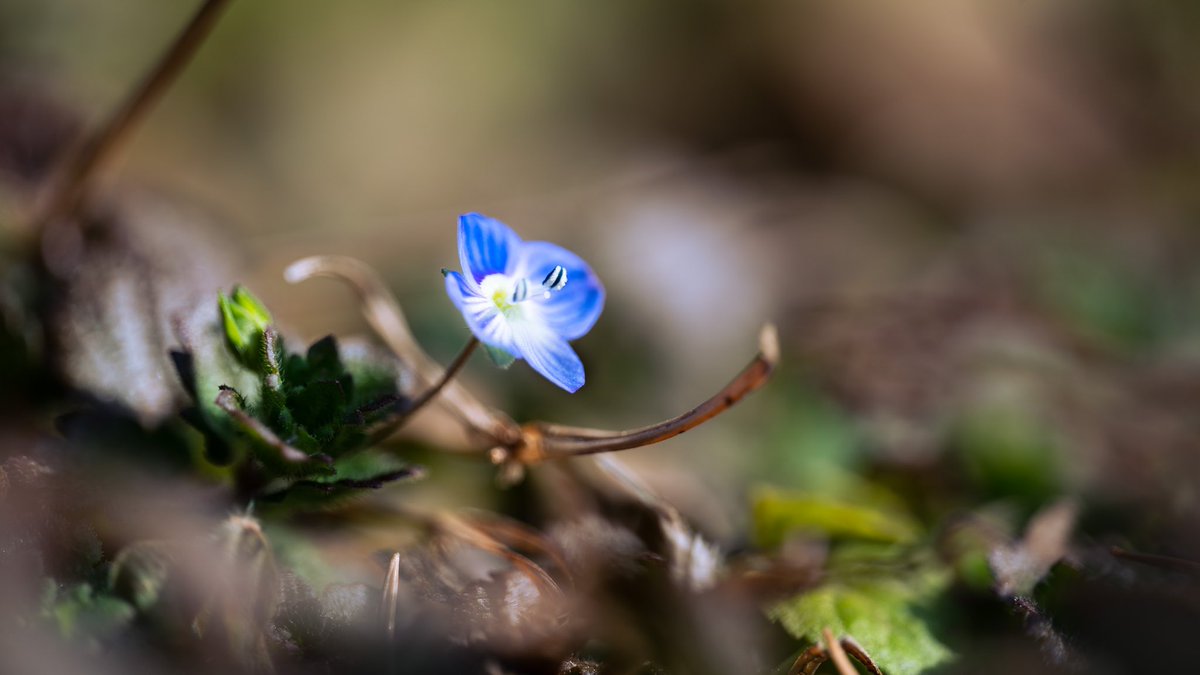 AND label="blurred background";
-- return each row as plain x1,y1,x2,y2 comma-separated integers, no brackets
3,1,1200,672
